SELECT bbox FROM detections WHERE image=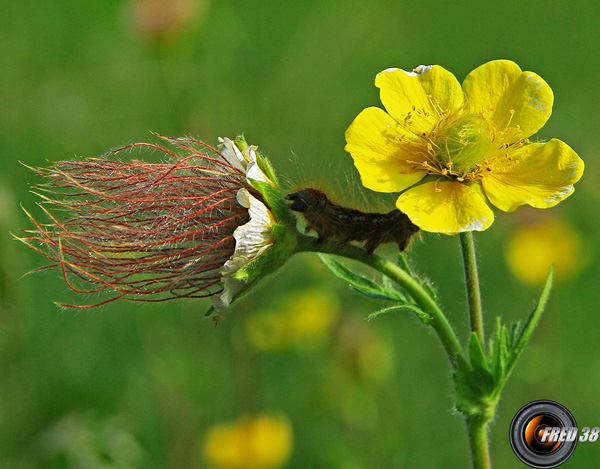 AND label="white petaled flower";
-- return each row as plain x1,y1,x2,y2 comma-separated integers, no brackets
218,137,272,185
212,137,283,310
213,188,276,310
